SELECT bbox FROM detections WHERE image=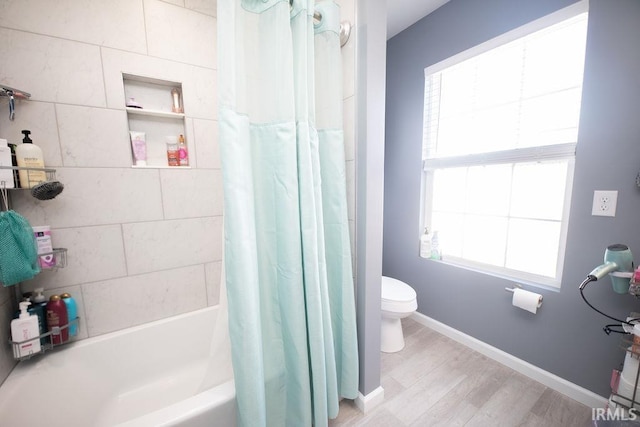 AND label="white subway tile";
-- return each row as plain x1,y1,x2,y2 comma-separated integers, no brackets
22,225,127,290
82,265,207,336
186,0,217,17
56,105,132,168
144,0,217,69
0,101,63,167
11,168,164,228
0,29,105,107
123,216,222,275
160,169,223,219
0,0,146,53
193,119,220,169
205,261,222,306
